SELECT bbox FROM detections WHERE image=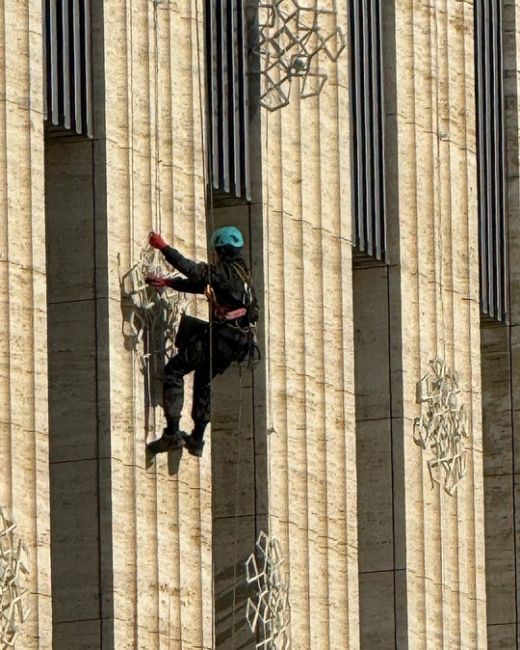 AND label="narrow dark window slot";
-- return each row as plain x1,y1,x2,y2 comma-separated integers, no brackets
43,0,93,139
475,0,508,323
349,0,387,263
205,0,251,202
